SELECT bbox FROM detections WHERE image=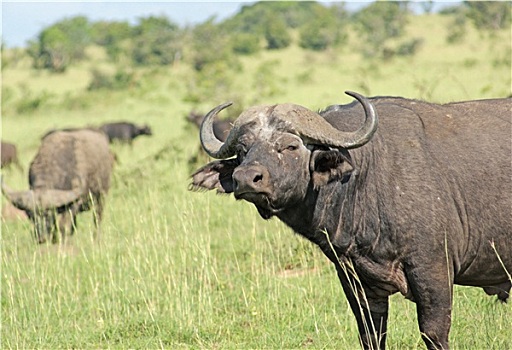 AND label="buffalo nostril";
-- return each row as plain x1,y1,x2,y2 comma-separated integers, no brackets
233,167,267,193
253,174,263,184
